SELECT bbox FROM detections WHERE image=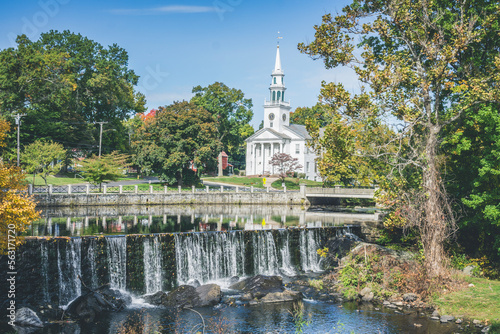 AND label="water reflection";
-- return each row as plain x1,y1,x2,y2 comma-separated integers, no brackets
30,205,381,237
